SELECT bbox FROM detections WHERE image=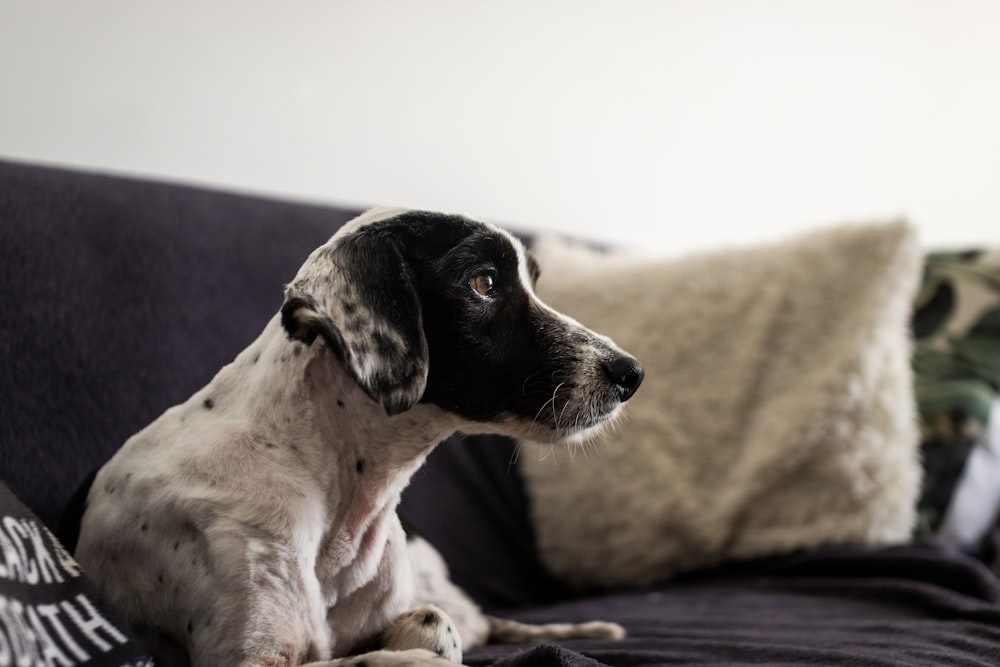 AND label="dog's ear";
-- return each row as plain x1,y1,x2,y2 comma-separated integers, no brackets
281,229,429,416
